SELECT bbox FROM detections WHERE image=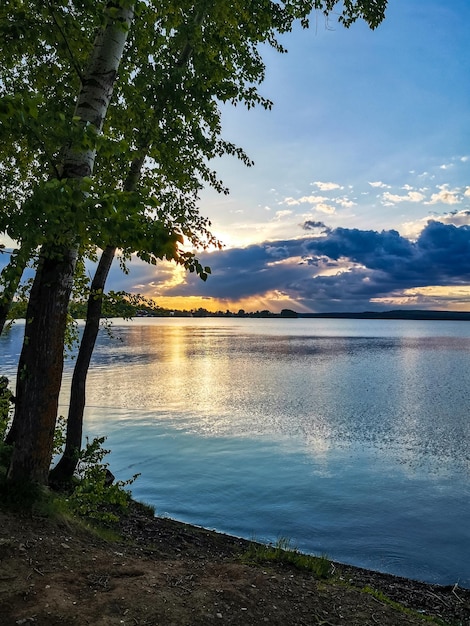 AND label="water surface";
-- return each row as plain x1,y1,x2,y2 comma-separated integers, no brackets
2,318,470,585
